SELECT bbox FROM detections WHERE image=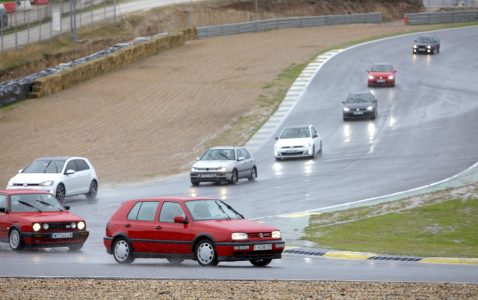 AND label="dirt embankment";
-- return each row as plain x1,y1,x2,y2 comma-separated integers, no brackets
0,0,423,82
